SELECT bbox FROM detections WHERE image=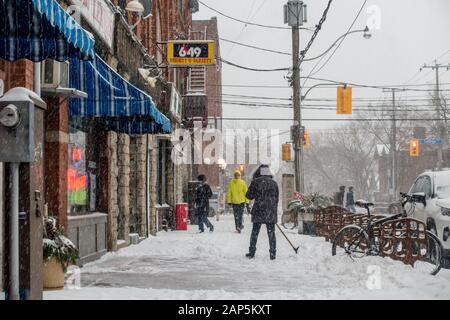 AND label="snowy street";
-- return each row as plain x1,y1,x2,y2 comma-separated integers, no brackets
45,215,450,300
